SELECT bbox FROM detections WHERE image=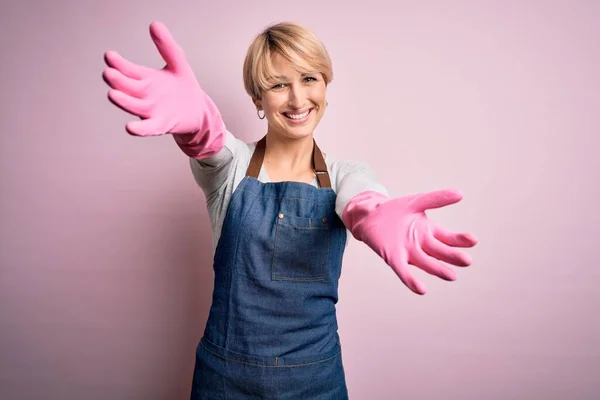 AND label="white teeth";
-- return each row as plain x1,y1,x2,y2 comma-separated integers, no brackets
285,110,309,119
